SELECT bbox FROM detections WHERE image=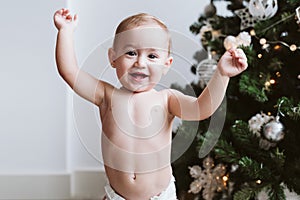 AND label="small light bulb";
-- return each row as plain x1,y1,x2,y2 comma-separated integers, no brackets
270,79,275,84
256,179,262,184
260,38,267,45
222,176,228,182
250,29,256,36
258,54,263,58
290,44,297,51
276,72,281,77
274,45,281,50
